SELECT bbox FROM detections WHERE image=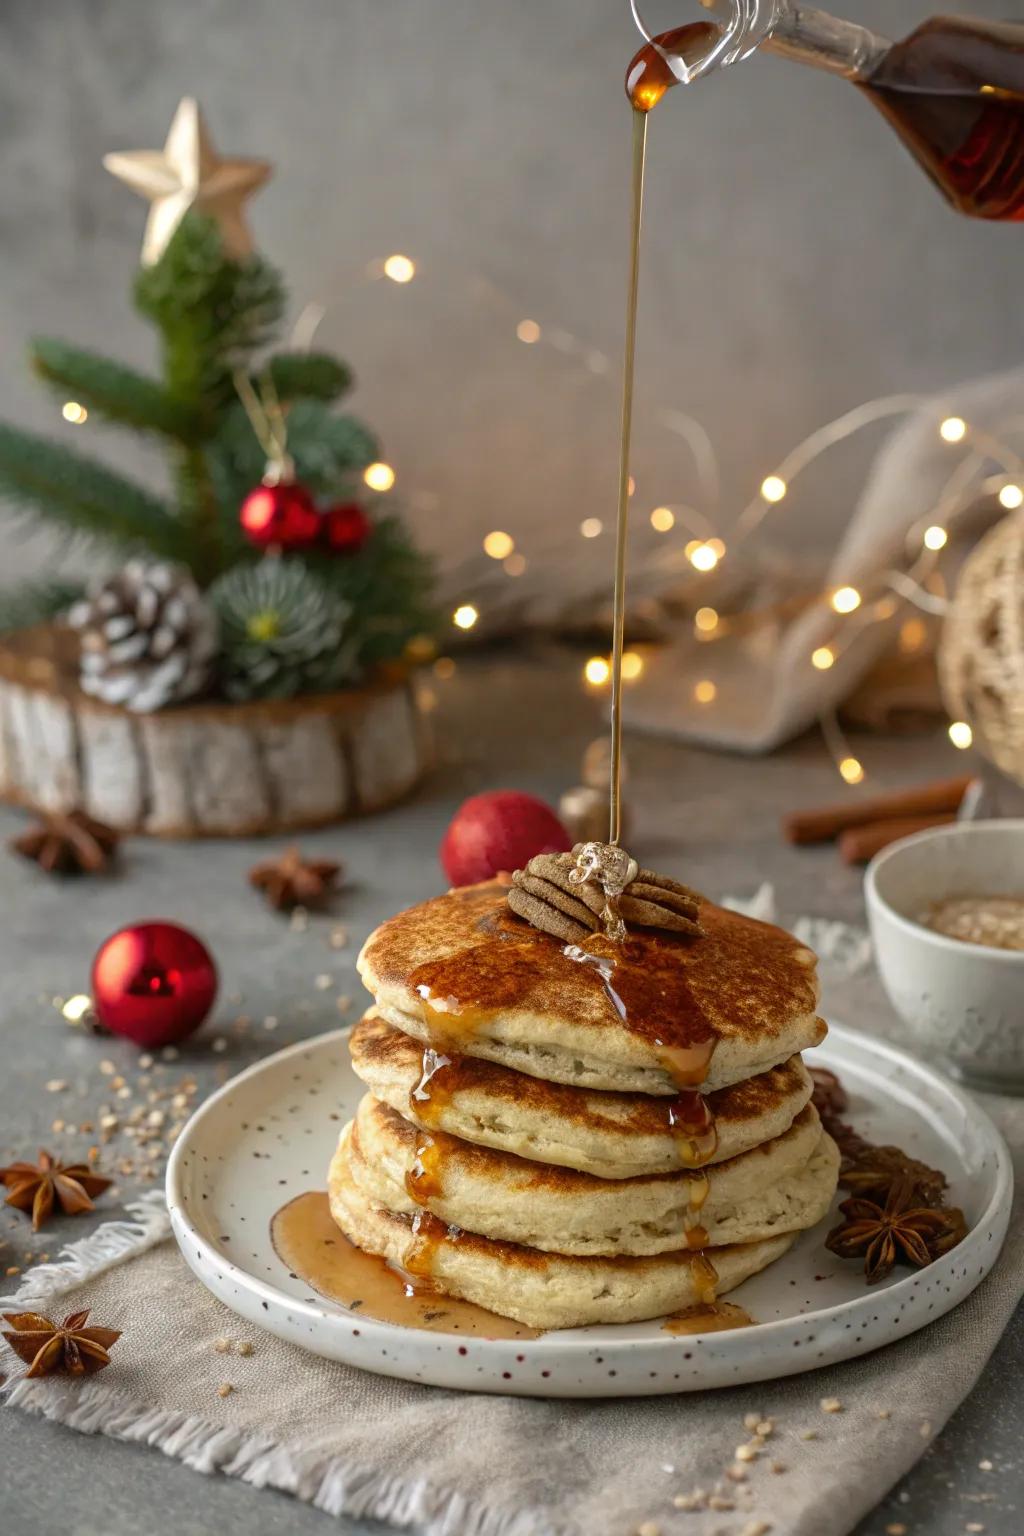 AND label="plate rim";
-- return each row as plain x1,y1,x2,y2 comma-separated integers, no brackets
166,1020,1013,1357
